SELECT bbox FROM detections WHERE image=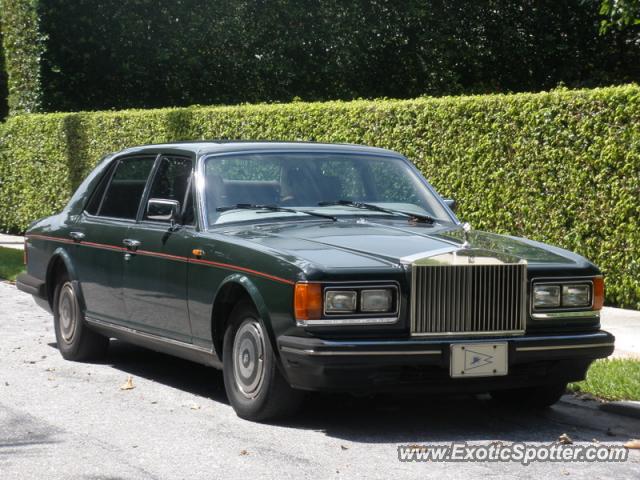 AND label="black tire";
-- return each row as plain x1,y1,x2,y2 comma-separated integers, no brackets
490,383,567,409
222,300,303,421
53,274,109,361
